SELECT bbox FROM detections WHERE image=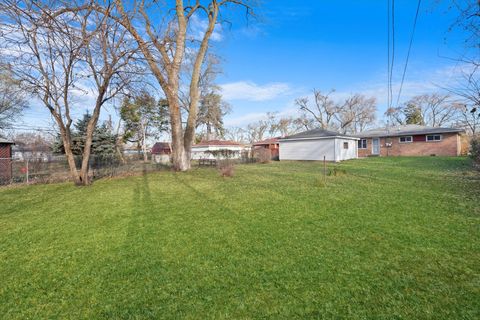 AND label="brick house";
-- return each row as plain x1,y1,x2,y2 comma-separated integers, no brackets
0,138,14,184
355,125,465,157
253,137,280,160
